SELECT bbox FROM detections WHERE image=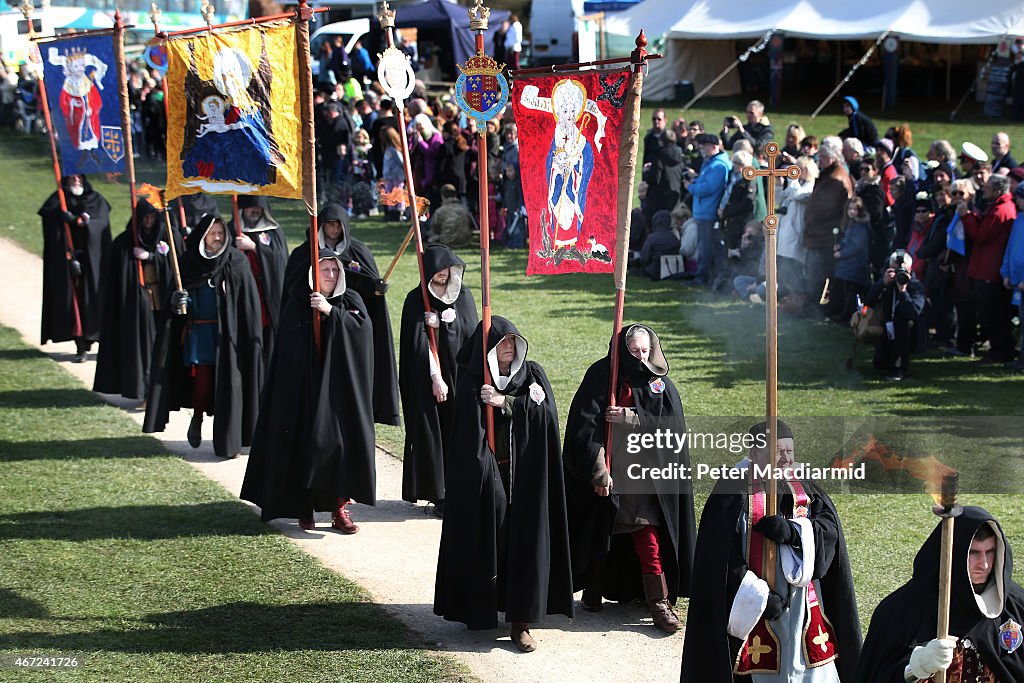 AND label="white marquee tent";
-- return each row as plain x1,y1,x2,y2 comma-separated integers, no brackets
605,0,1024,101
